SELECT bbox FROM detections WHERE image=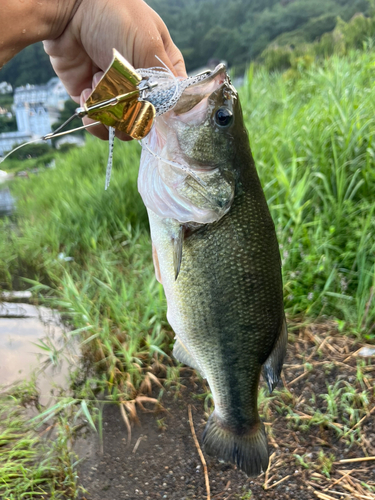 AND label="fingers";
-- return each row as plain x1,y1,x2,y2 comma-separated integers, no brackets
146,19,187,78
43,37,100,101
149,39,187,79
166,43,187,79
80,87,108,141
